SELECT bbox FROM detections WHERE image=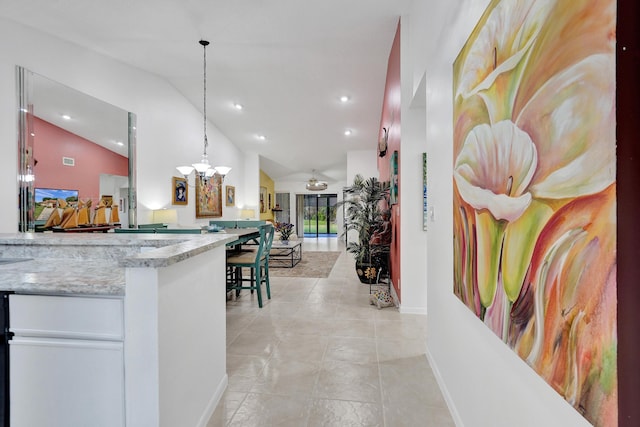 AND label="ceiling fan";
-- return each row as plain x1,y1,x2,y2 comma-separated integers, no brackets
305,170,328,191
